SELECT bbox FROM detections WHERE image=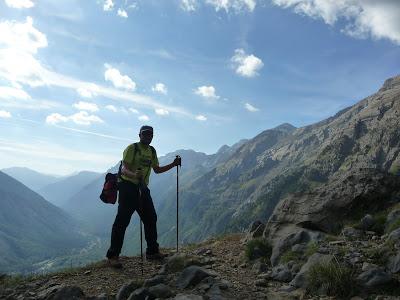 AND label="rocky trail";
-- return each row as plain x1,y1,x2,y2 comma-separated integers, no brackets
1,225,400,300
